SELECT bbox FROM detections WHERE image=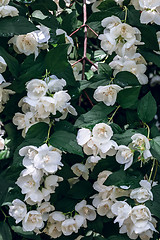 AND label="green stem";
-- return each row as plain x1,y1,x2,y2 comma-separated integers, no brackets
143,122,150,139
123,6,128,23
148,158,156,182
152,160,158,186
45,121,54,144
108,105,120,123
